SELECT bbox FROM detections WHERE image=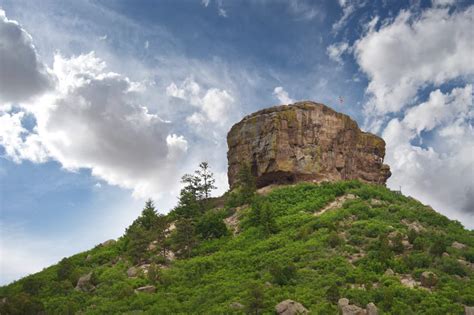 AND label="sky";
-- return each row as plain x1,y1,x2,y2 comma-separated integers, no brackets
0,0,472,285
